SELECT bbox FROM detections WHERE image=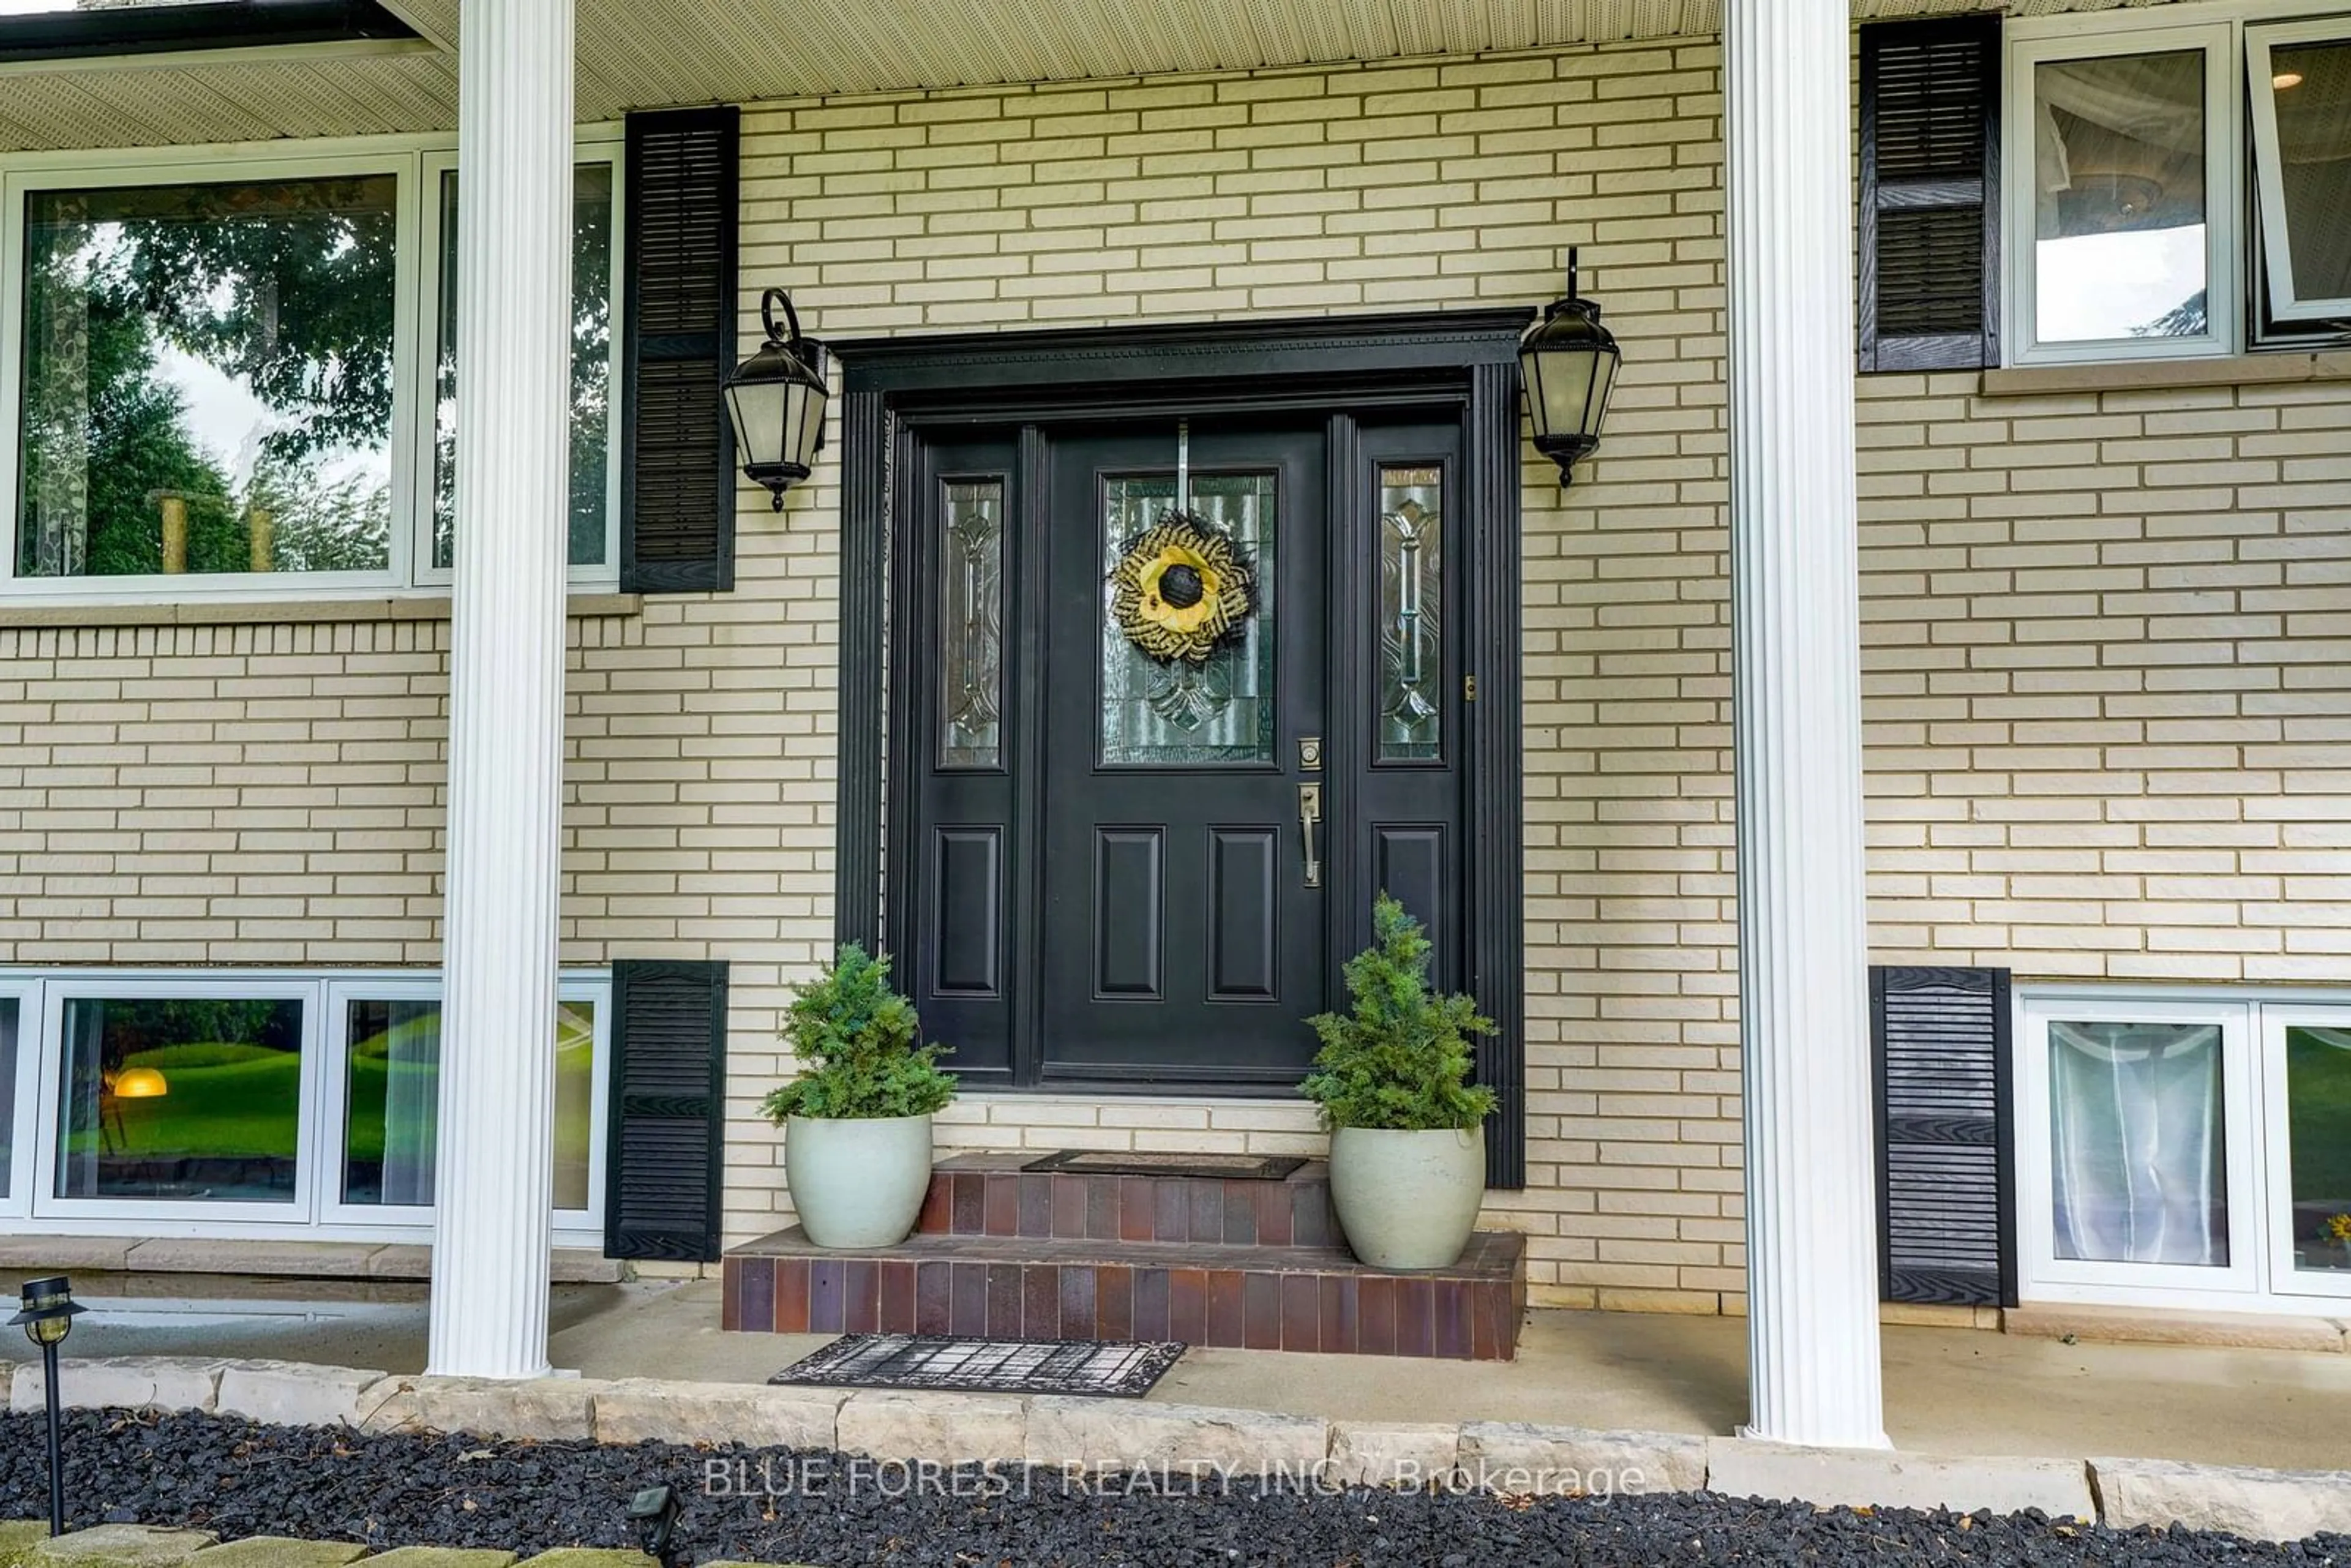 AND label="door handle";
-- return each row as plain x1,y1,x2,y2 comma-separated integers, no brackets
1298,782,1322,889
